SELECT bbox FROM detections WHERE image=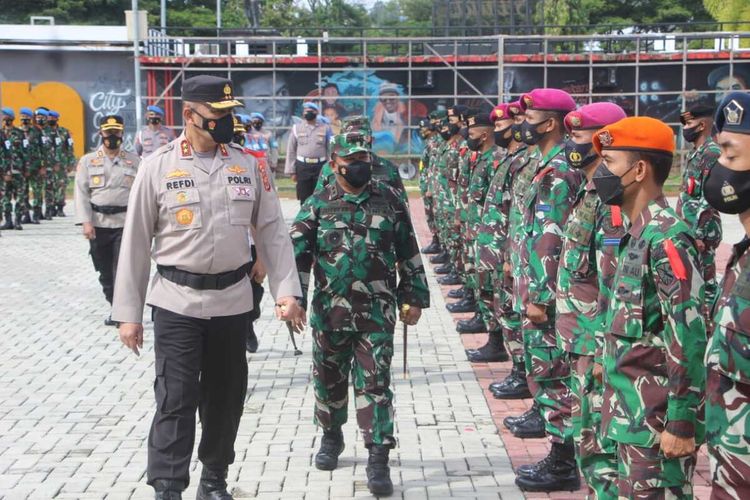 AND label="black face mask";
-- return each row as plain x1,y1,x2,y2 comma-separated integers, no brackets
447,122,460,137
459,127,469,139
21,118,31,126
564,139,597,169
682,124,702,144
338,159,372,188
439,129,452,141
48,120,57,127
3,119,13,127
303,111,317,121
35,117,45,126
511,123,523,143
466,135,484,151
704,161,750,214
494,126,512,148
191,109,234,144
233,134,246,146
102,135,122,150
149,117,161,125
521,120,548,146
592,162,636,206
252,122,263,131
